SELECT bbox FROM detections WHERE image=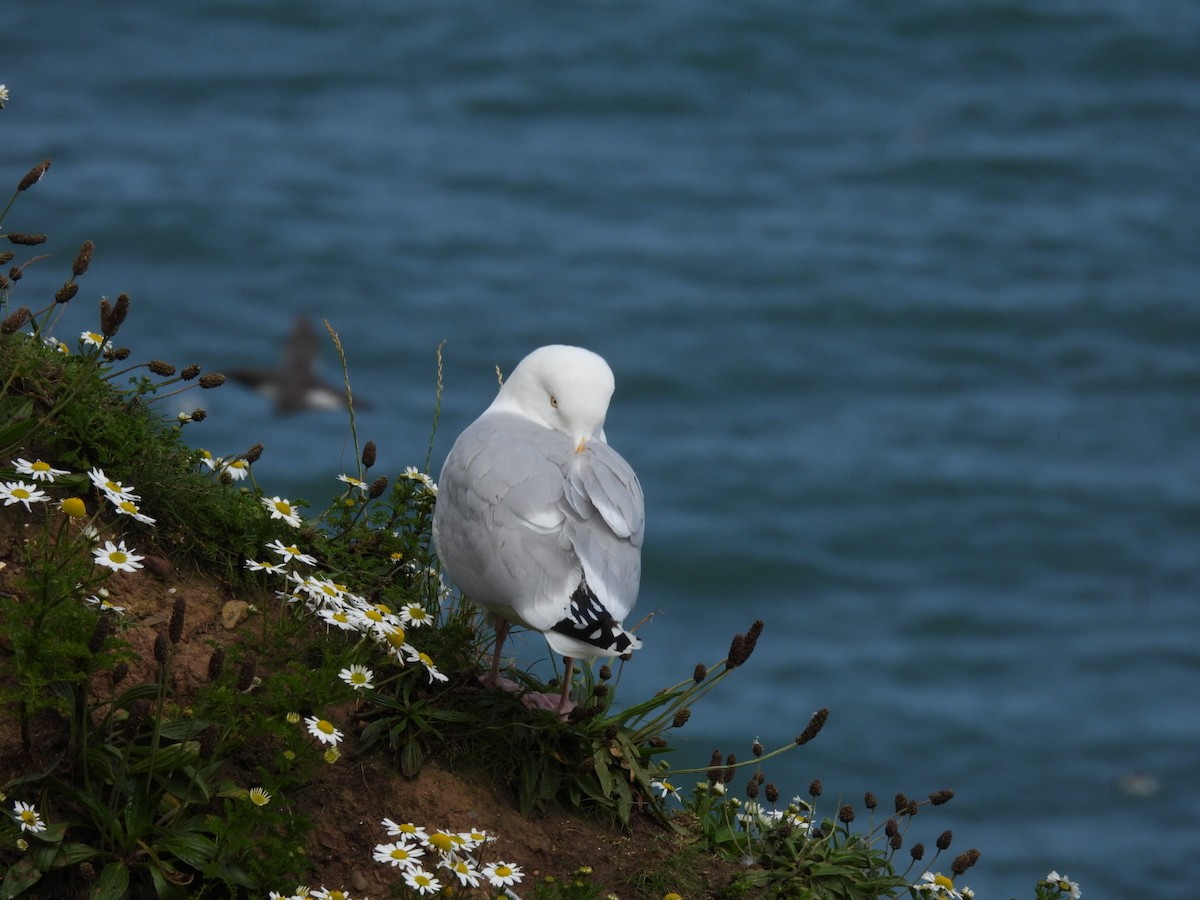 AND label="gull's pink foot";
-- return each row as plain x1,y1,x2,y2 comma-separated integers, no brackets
479,672,523,693
520,691,578,717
